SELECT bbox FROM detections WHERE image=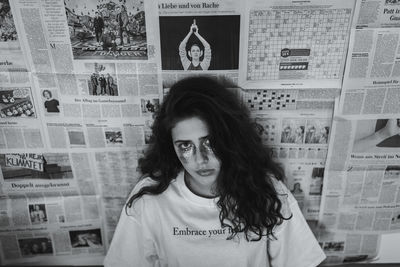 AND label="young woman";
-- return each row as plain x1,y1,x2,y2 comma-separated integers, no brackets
104,77,325,267
42,90,59,113
179,20,211,70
